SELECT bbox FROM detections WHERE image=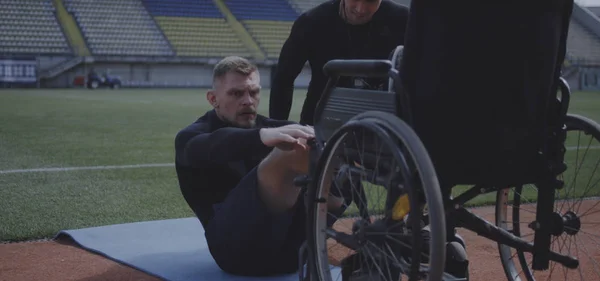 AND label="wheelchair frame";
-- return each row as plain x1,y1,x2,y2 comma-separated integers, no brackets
295,49,582,281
